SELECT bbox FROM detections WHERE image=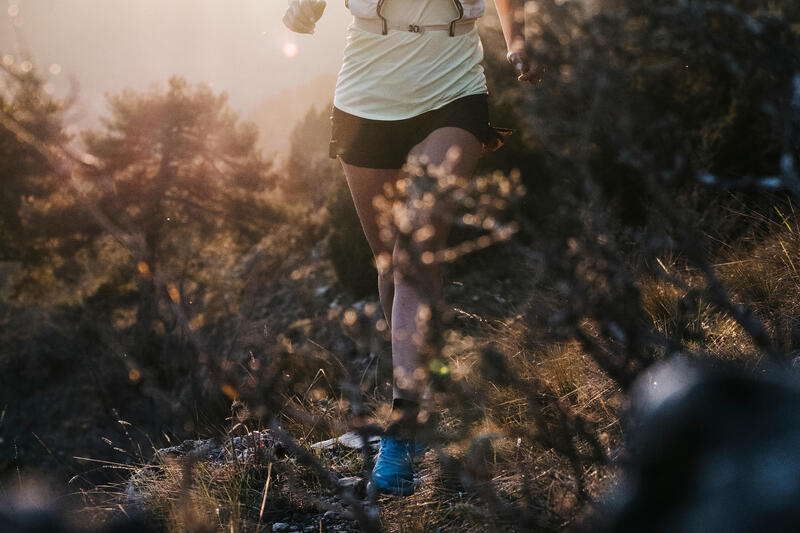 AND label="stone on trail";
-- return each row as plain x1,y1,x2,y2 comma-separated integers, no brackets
337,476,366,496
311,431,380,450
